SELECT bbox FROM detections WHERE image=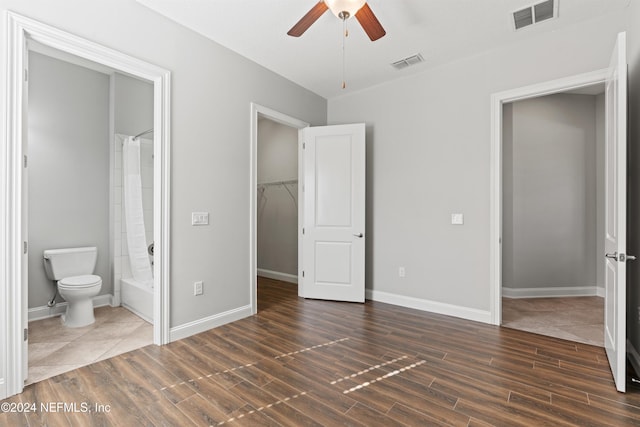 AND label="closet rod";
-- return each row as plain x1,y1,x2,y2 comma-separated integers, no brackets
257,179,298,187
